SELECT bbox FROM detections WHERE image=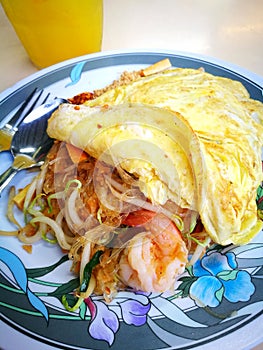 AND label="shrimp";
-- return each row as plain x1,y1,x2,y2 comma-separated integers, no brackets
118,210,188,293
